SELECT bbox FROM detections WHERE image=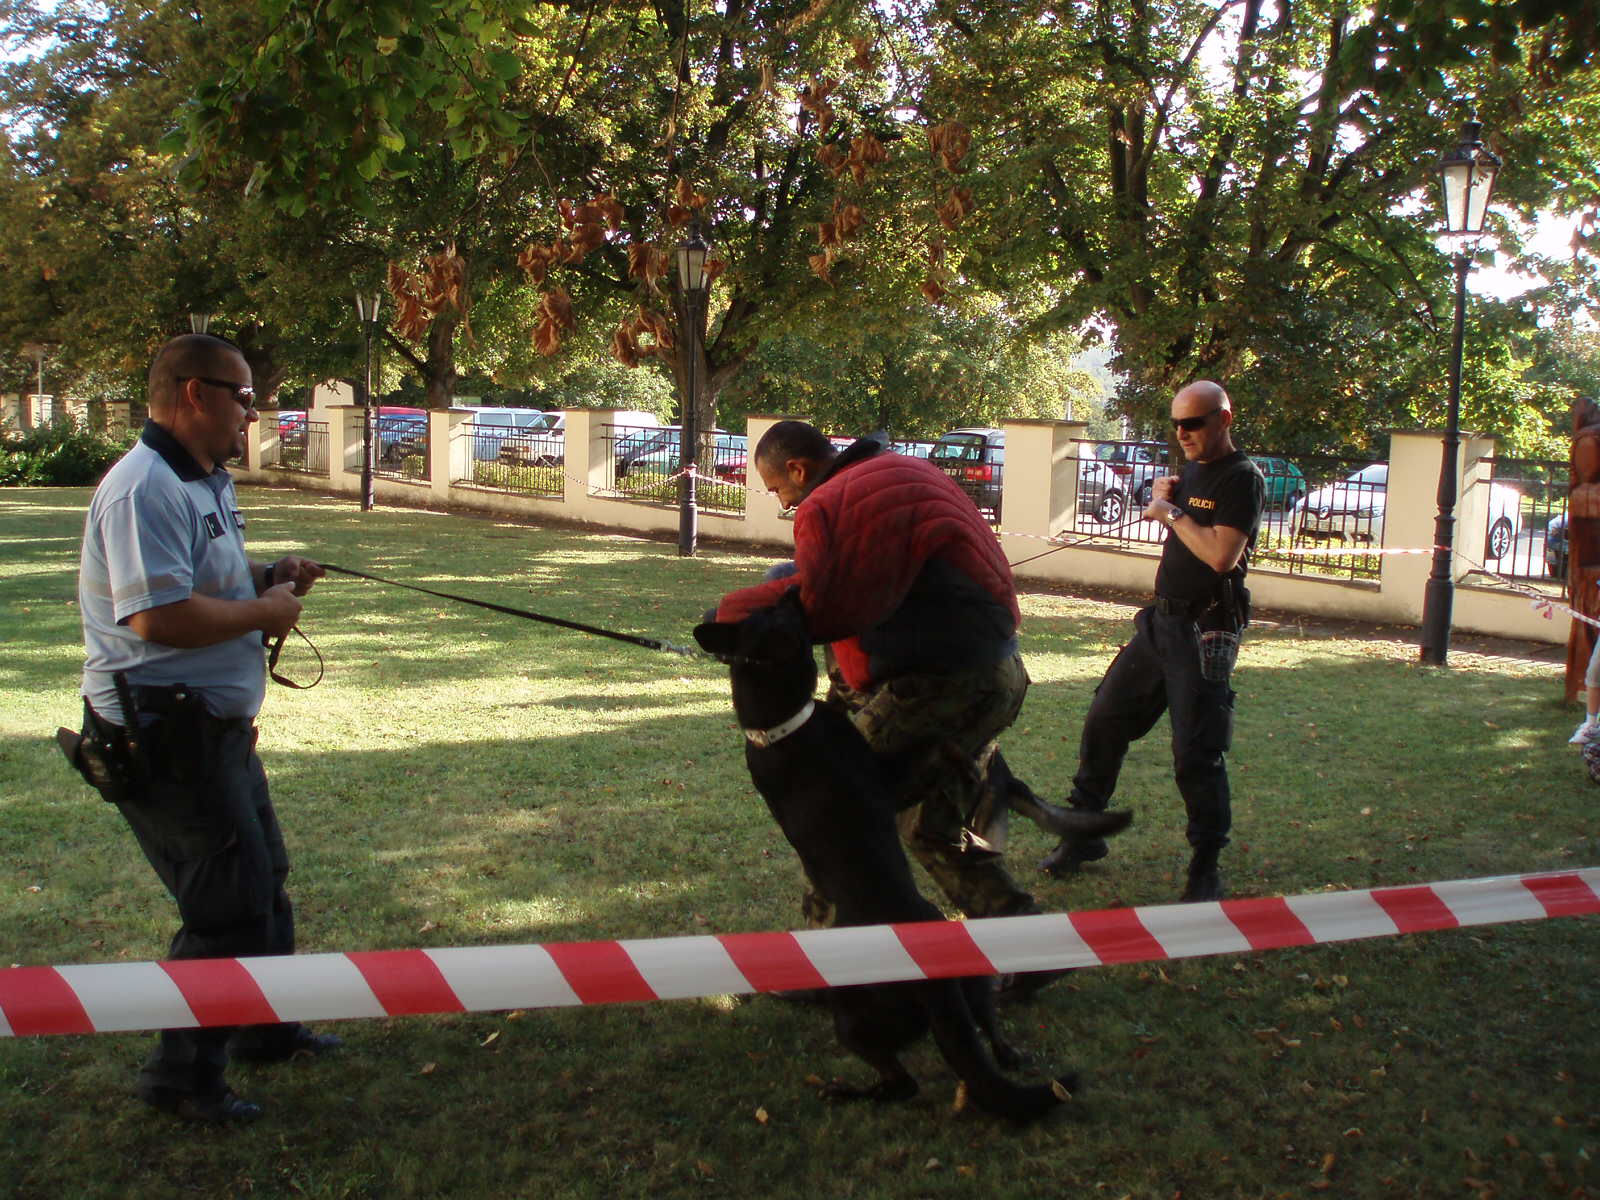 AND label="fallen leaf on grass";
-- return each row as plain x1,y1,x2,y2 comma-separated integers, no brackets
480,1031,500,1048
956,1165,976,1178
419,1062,437,1075
695,1160,715,1178
754,1106,770,1125
1321,1152,1336,1174
804,1074,824,1087
952,1082,969,1113
924,1158,942,1171
418,920,439,934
